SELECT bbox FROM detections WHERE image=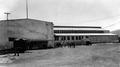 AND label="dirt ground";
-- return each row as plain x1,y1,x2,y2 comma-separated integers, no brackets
0,43,120,67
